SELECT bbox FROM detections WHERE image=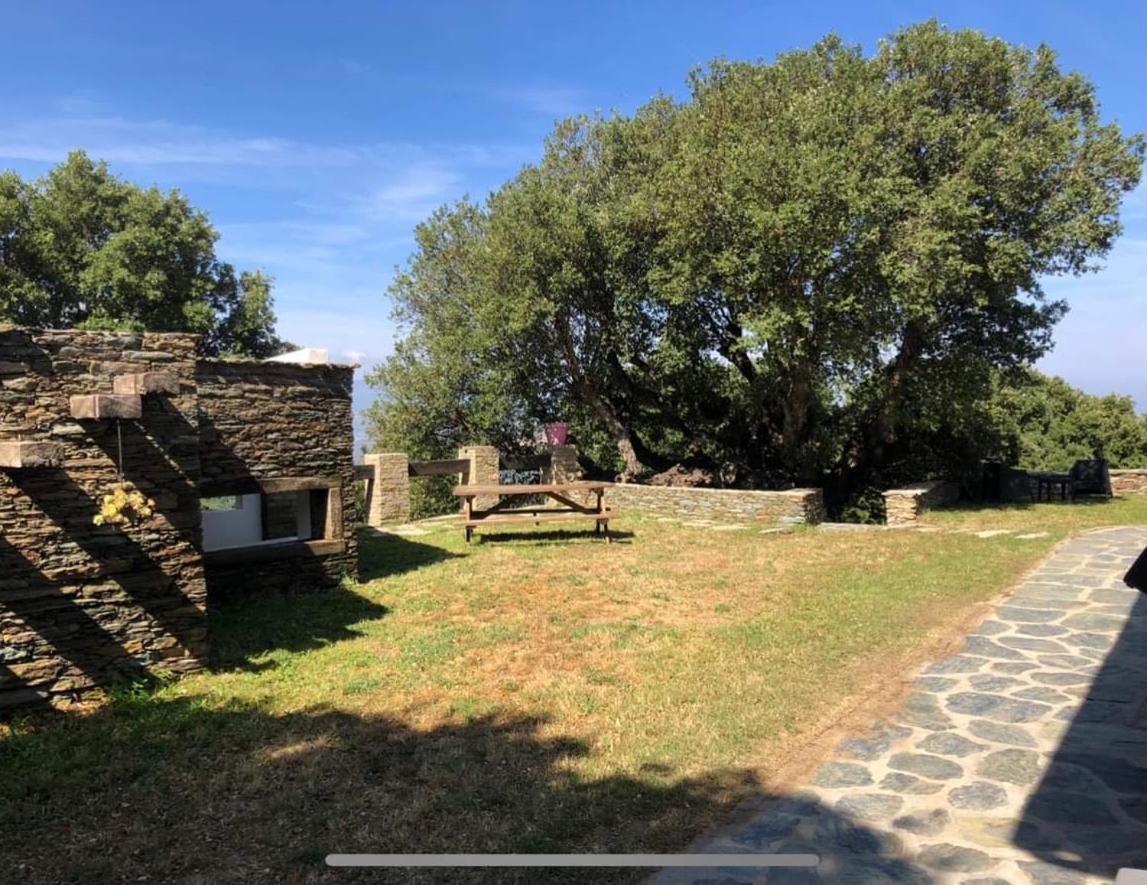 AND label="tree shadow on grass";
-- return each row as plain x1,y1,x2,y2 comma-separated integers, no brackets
358,528,464,581
209,584,390,673
0,692,931,885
